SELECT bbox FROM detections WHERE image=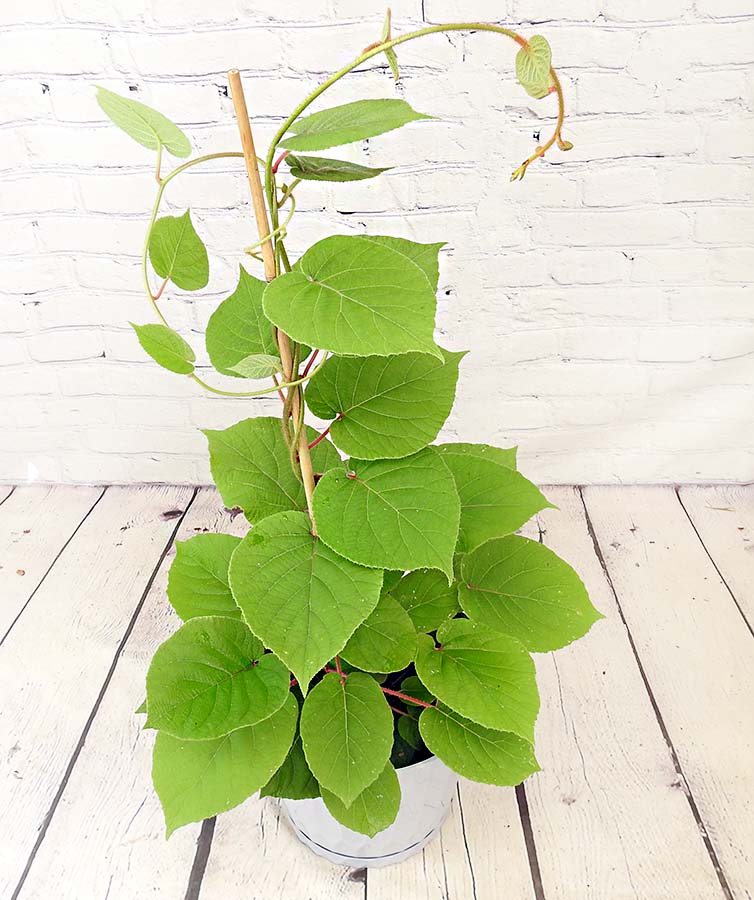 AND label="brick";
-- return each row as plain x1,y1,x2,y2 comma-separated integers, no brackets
660,164,754,203
630,249,710,284
0,80,53,123
28,329,105,362
548,250,631,285
601,0,691,19
668,287,754,322
3,257,73,295
0,29,110,76
0,220,38,256
695,207,754,244
705,117,754,160
0,175,76,214
638,327,719,362
581,166,659,208
59,0,149,23
711,248,754,283
511,0,599,19
533,209,691,247
0,0,58,24
576,73,658,115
